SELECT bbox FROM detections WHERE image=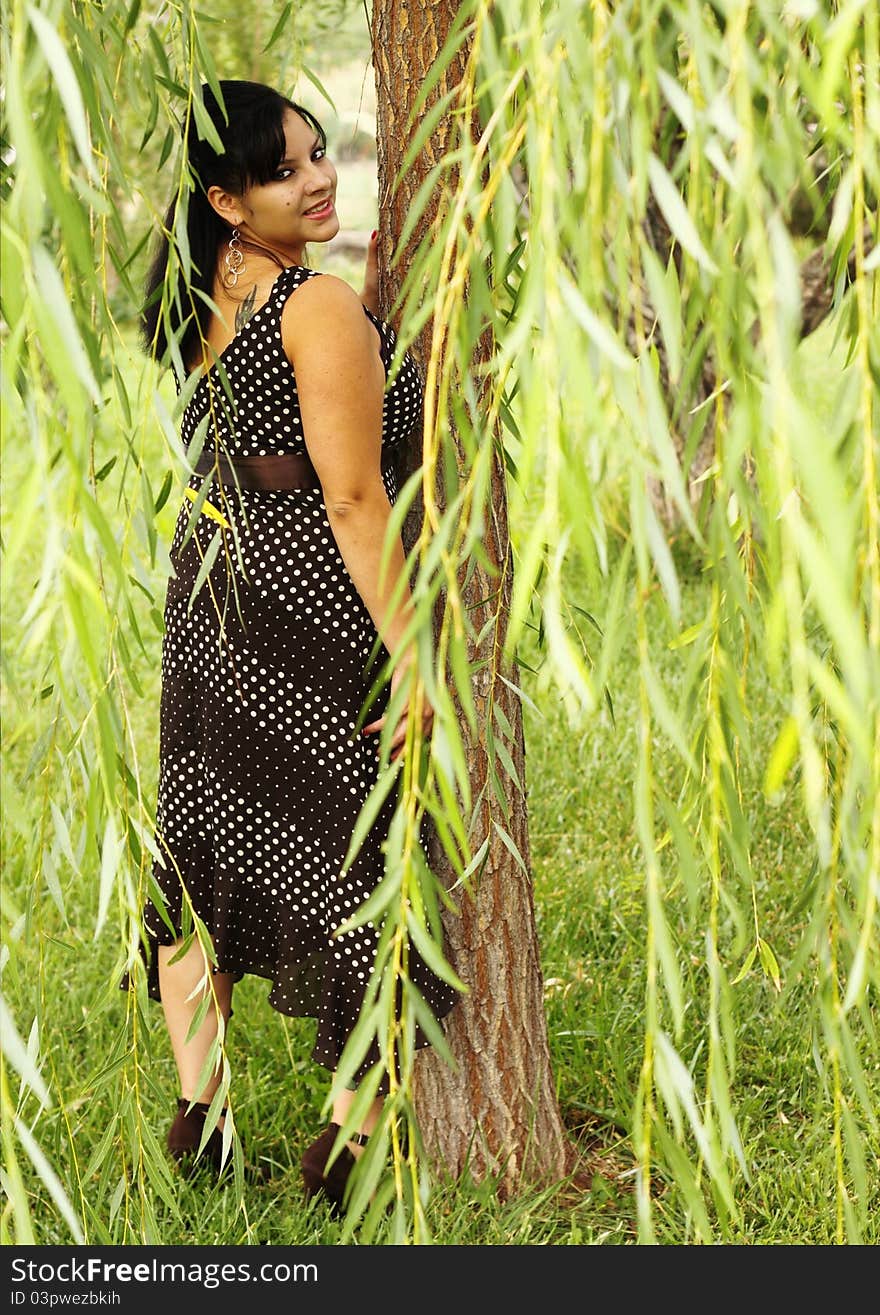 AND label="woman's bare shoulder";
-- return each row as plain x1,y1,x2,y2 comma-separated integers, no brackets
281,271,374,362
283,271,366,320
